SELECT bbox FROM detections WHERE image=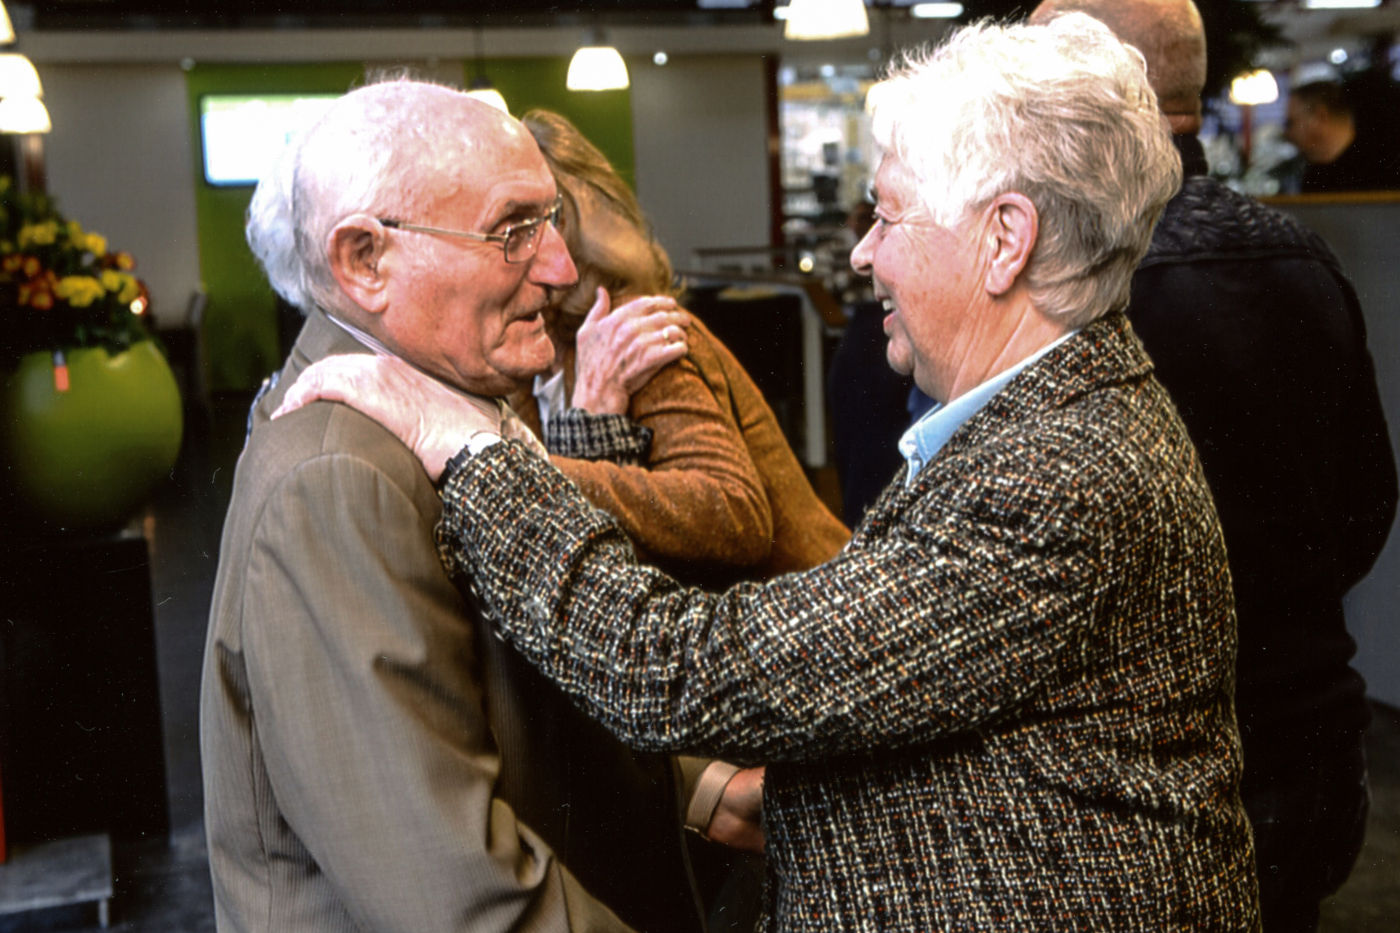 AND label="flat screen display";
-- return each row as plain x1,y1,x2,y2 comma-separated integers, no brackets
198,93,339,187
